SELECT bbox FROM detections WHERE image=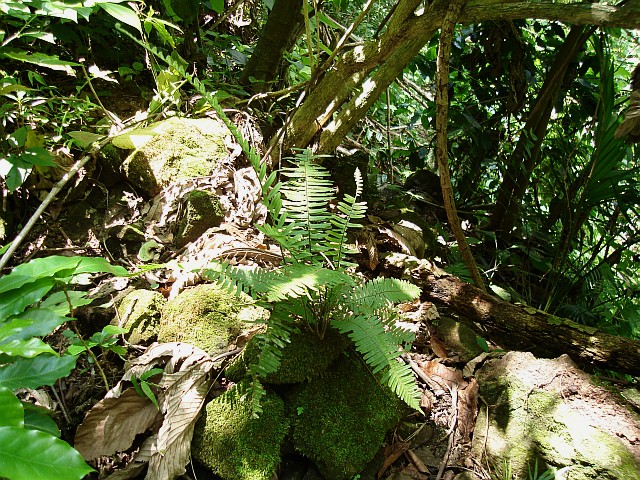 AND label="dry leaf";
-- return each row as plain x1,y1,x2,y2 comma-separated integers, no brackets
405,449,430,474
76,342,216,480
379,441,410,478
457,378,479,443
419,360,467,390
75,388,161,460
429,334,449,359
